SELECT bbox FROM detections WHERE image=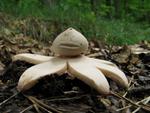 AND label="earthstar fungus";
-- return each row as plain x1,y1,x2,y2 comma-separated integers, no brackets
13,28,128,94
